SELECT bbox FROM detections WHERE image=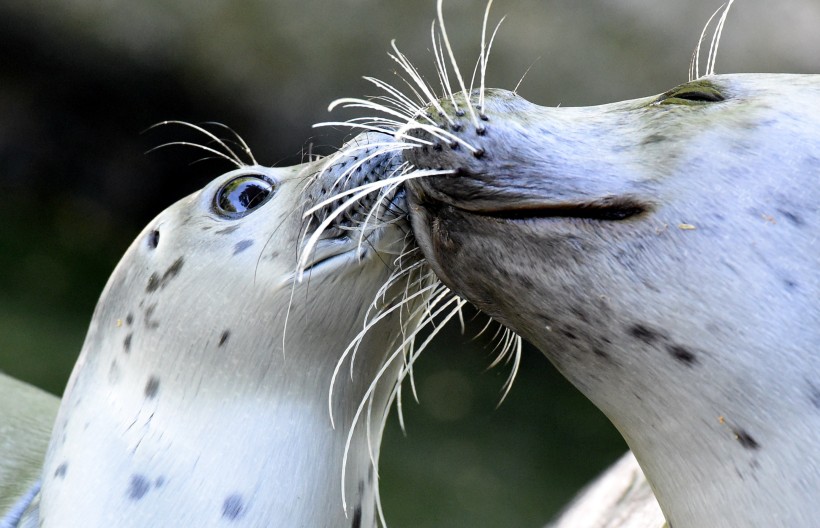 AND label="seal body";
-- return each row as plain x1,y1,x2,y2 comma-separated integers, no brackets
31,132,426,527
405,75,820,527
